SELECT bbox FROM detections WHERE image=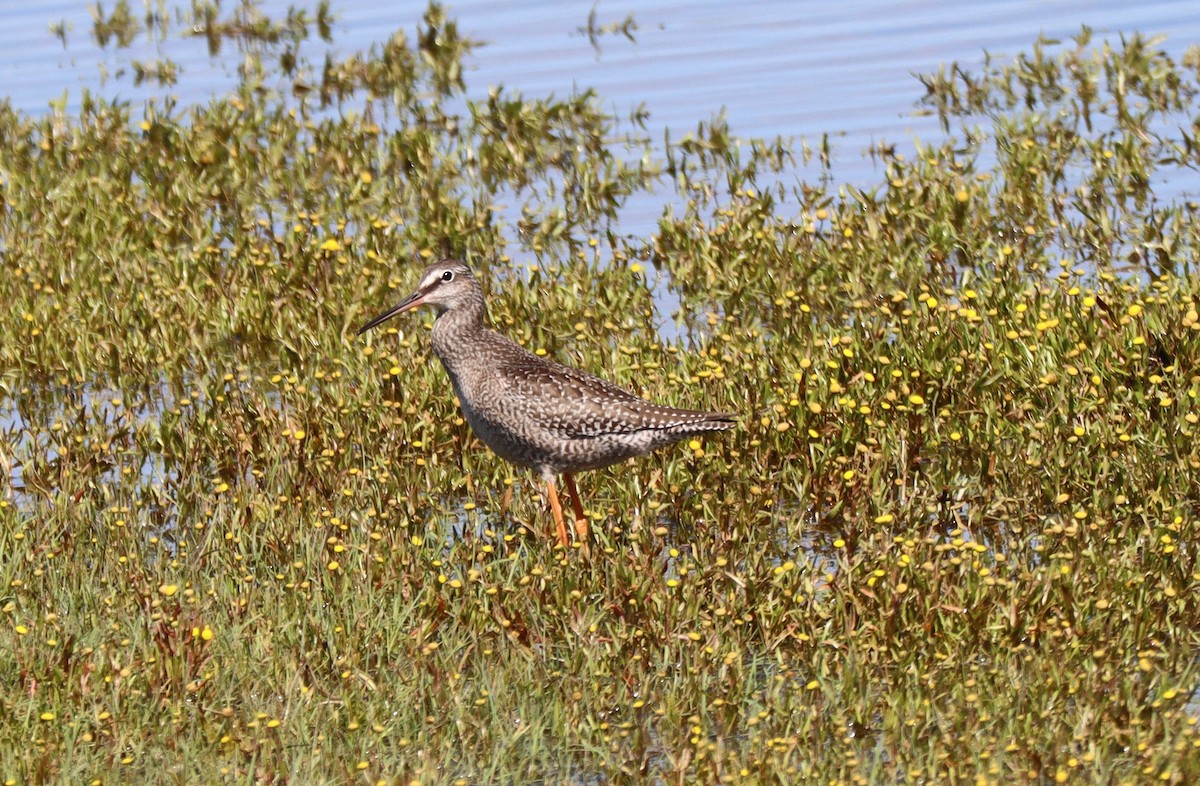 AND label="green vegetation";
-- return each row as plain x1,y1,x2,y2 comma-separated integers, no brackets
2,5,1199,784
